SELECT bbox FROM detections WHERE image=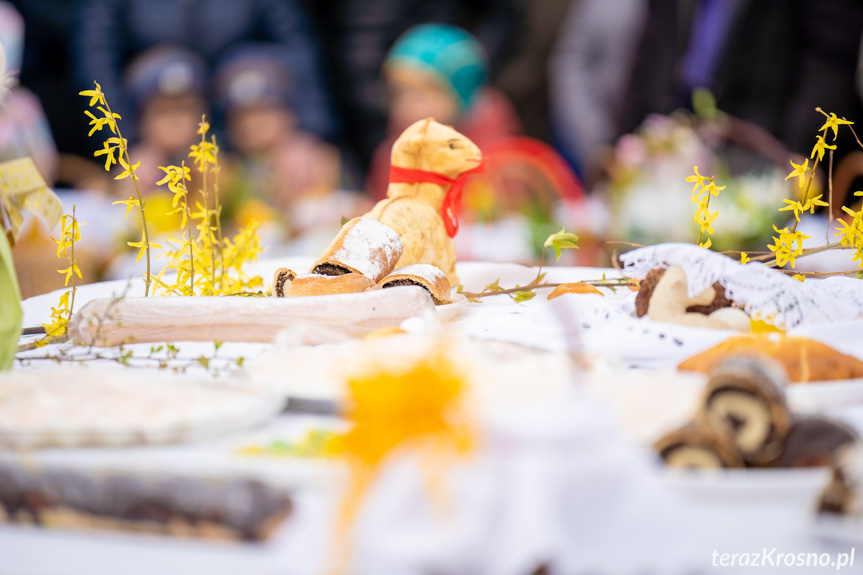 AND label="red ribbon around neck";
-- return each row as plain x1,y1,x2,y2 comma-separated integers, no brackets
388,163,485,237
